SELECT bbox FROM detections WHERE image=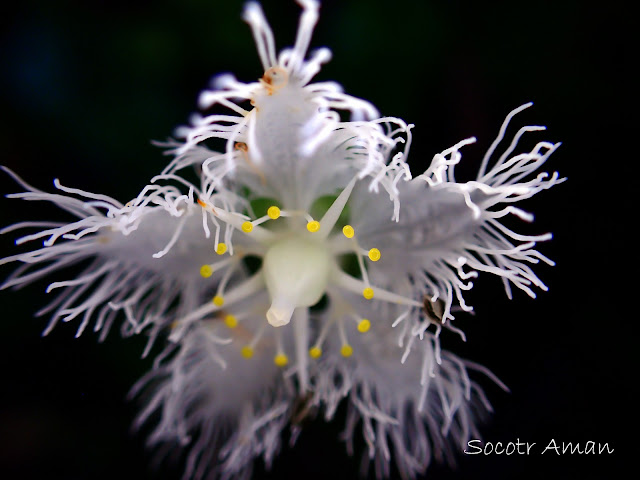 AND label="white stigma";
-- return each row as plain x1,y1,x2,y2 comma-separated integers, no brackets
263,236,331,327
